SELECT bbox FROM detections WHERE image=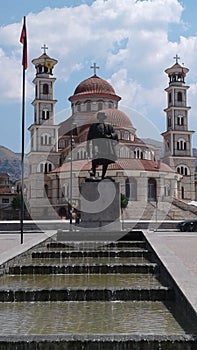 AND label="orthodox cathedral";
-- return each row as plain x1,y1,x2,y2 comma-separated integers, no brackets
26,48,195,219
